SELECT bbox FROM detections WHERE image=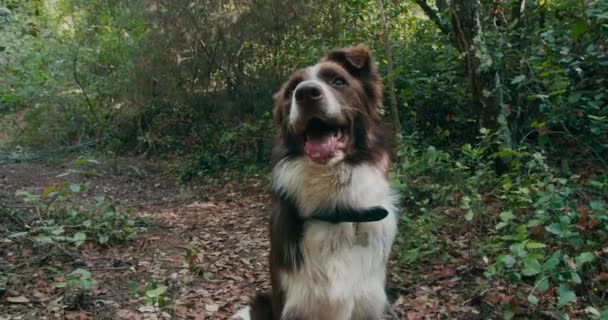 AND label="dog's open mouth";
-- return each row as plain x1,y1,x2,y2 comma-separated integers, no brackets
303,118,348,164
